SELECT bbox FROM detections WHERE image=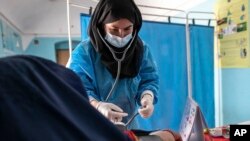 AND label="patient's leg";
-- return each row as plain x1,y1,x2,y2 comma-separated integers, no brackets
149,130,175,141
130,129,182,141
150,130,182,141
